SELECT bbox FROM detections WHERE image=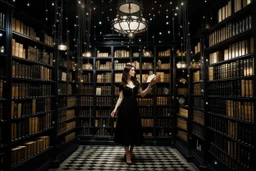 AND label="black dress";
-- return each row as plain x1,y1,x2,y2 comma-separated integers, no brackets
113,85,144,146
